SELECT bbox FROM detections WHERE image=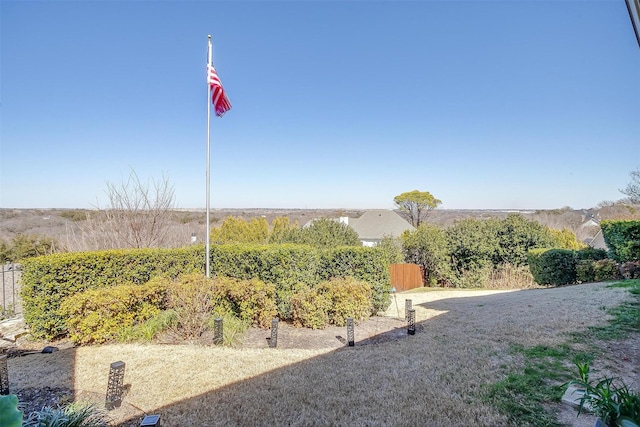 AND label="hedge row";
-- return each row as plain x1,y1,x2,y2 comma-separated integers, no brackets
528,248,620,286
21,244,391,340
601,220,640,262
